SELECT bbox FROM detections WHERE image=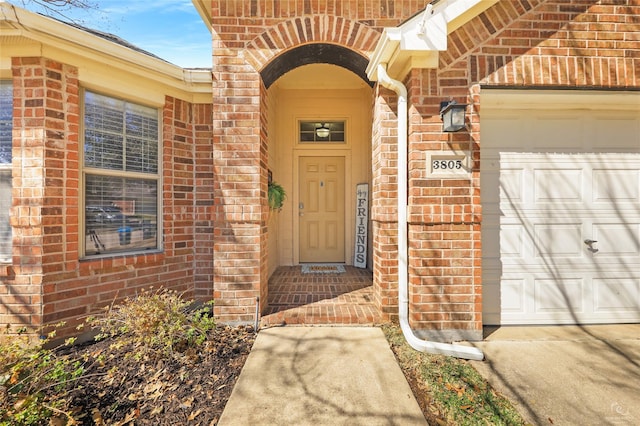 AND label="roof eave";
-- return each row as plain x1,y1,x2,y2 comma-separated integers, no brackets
0,2,212,93
366,0,498,82
191,0,212,31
